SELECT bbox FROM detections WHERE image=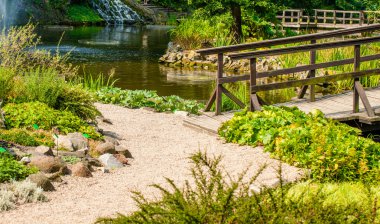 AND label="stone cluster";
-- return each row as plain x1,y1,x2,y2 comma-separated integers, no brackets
159,43,282,73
